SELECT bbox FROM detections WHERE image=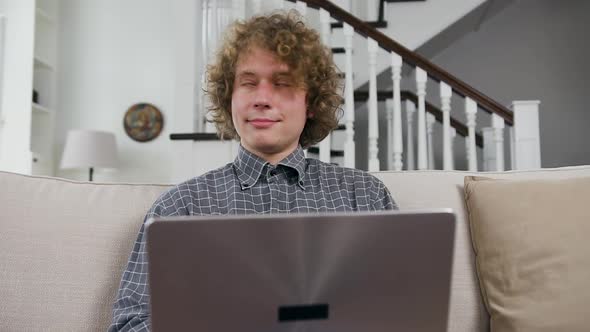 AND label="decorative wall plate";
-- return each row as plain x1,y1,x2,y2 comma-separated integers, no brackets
124,103,164,142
